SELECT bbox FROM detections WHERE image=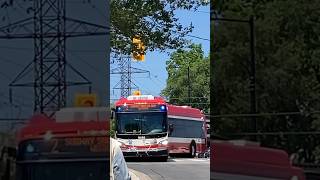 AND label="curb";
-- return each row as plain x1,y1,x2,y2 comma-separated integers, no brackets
129,168,152,180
